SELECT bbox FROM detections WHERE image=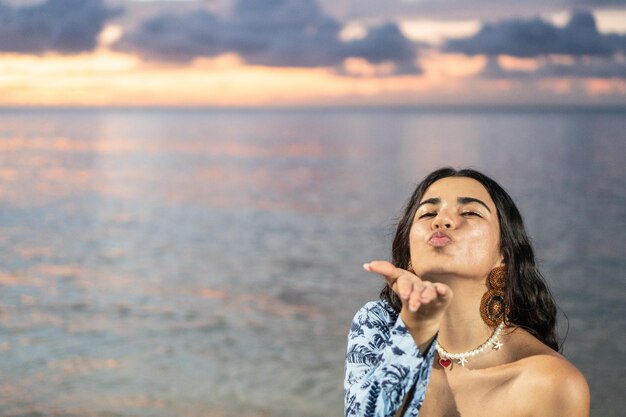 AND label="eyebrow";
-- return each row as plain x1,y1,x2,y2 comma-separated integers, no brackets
417,197,492,213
